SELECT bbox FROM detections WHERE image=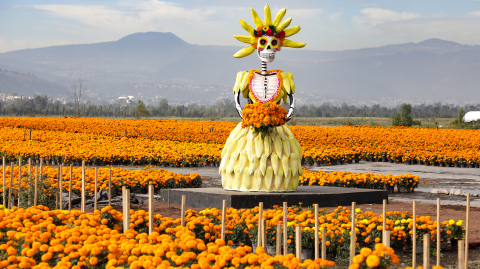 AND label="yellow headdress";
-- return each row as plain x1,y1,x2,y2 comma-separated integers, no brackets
233,4,306,58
